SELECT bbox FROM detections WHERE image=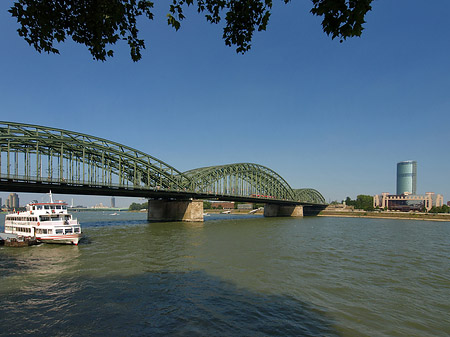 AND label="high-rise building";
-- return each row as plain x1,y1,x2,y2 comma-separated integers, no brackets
397,160,417,195
111,196,116,208
6,193,19,209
